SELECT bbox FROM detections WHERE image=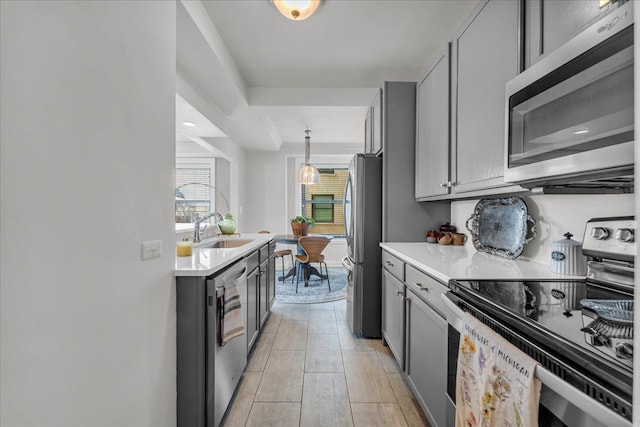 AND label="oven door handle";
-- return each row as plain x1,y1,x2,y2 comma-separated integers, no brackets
440,293,631,427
